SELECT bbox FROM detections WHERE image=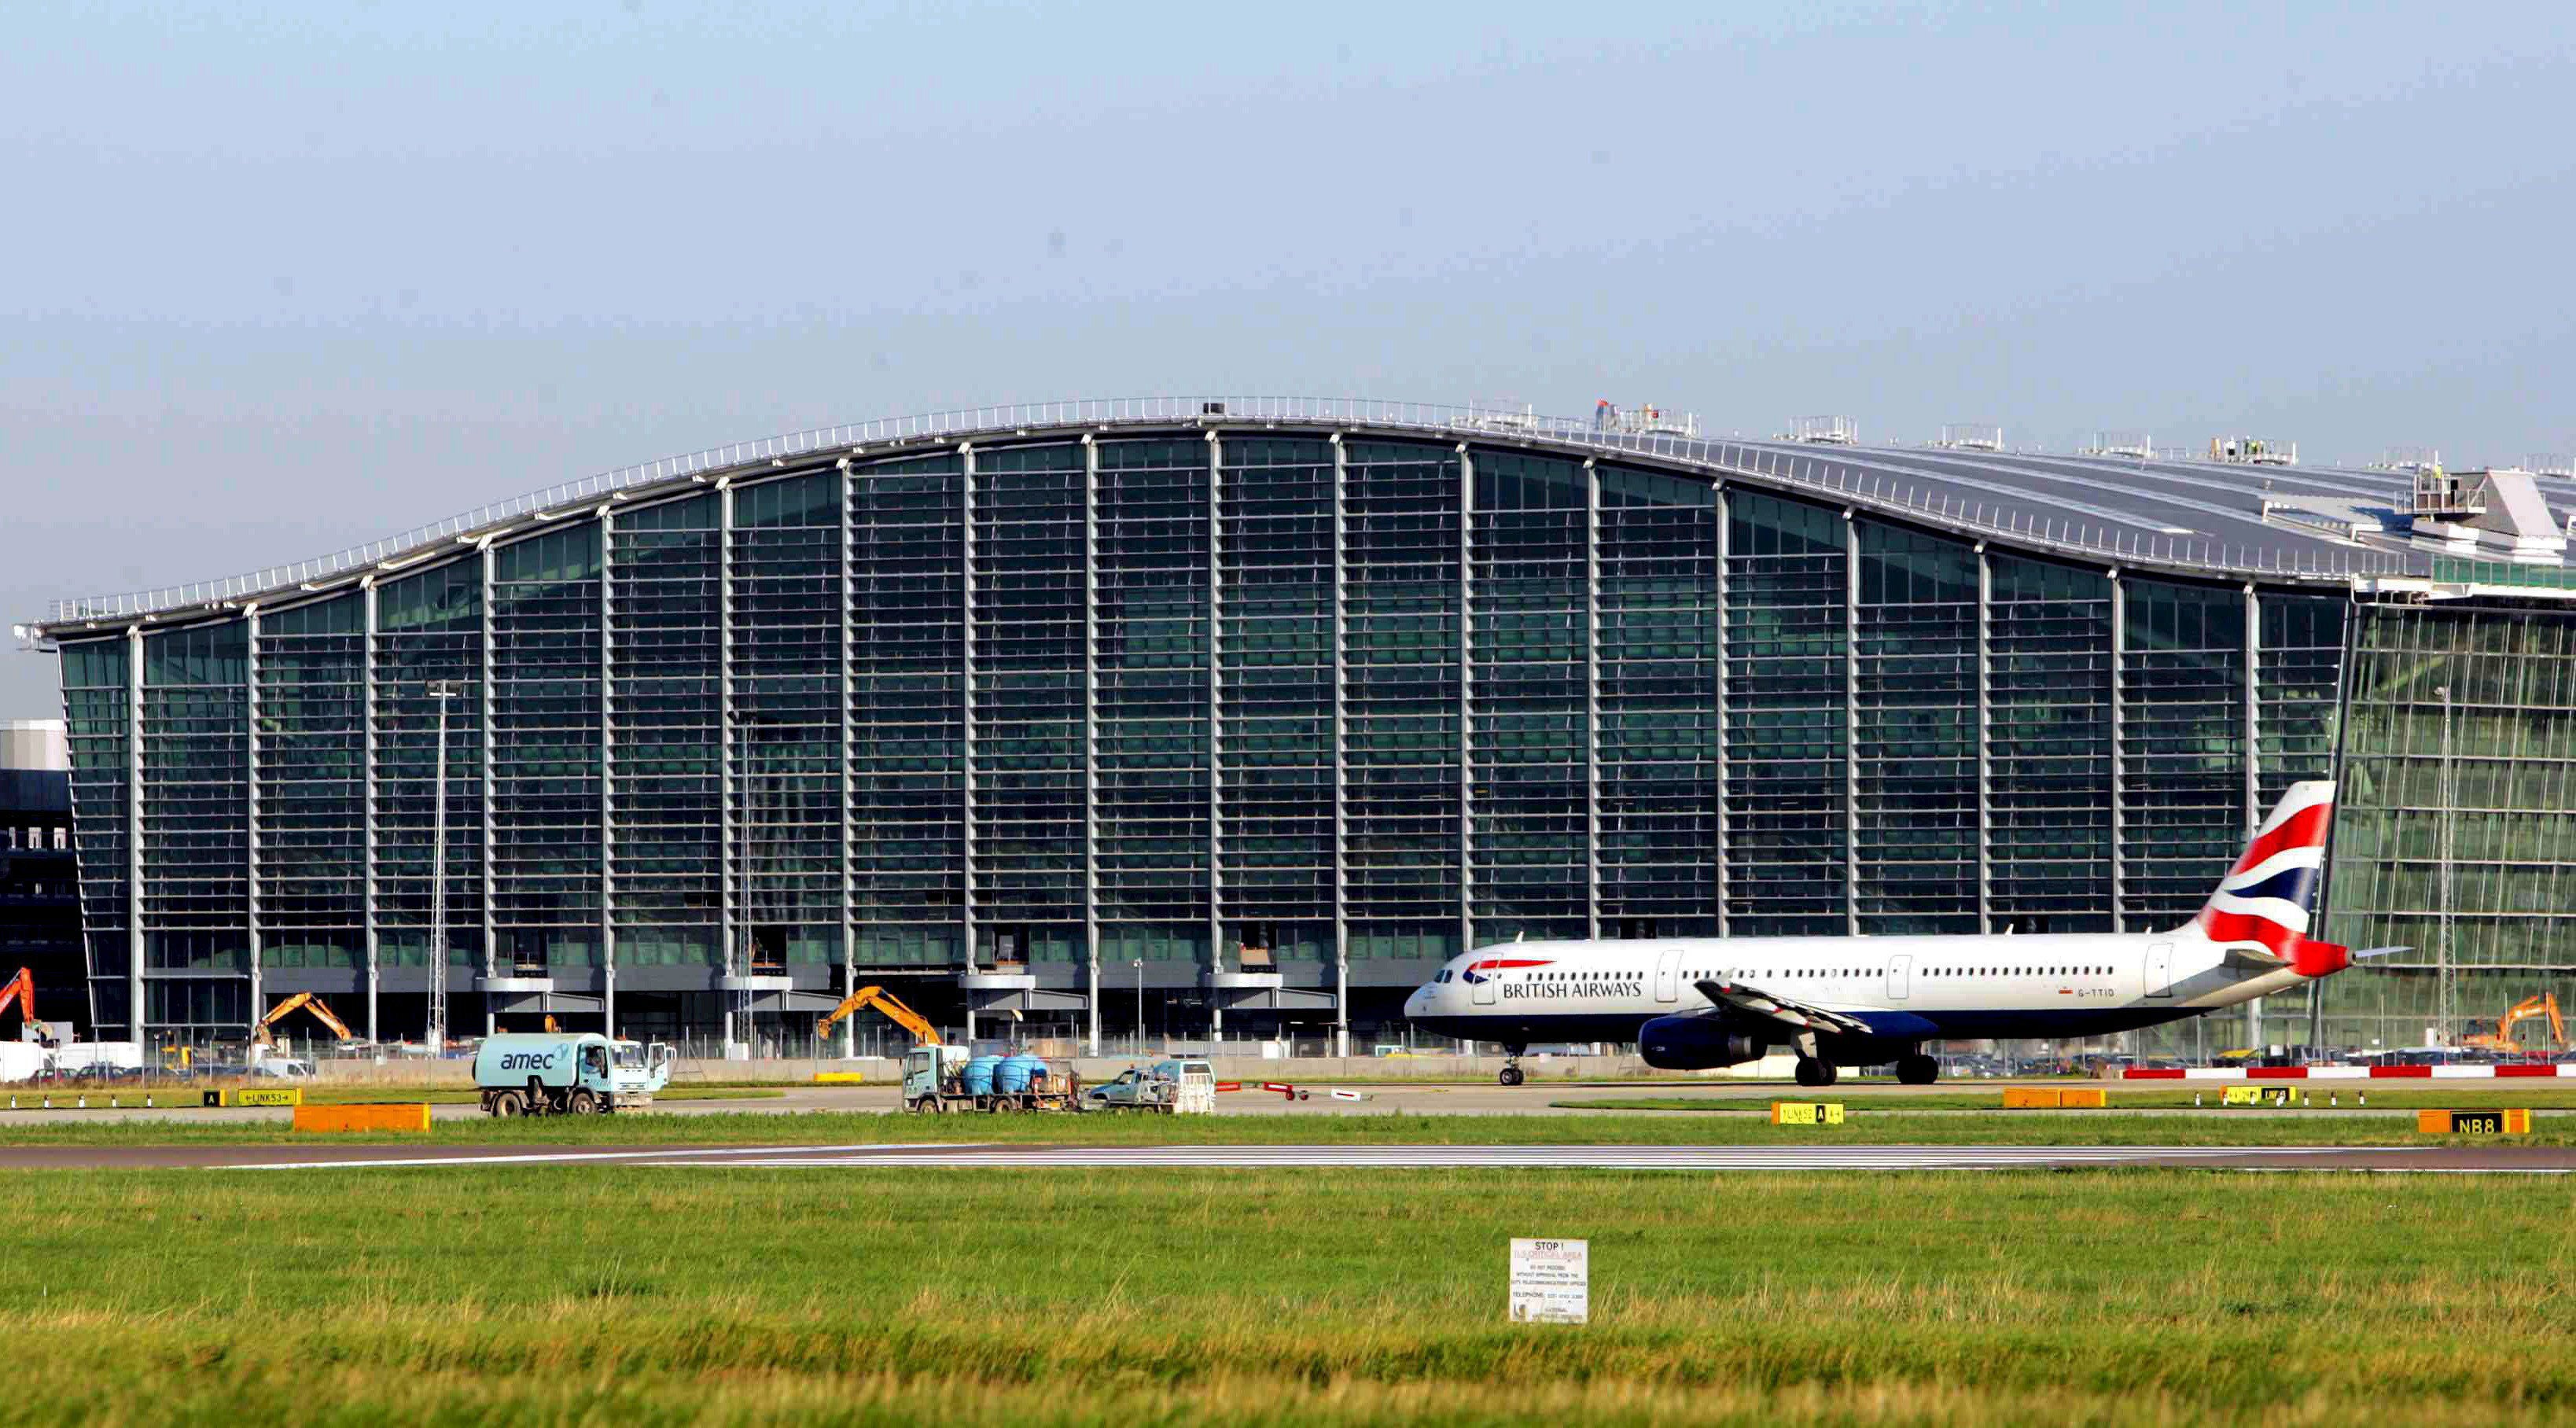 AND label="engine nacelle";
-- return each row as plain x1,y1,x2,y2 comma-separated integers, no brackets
1638,1014,1763,1071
